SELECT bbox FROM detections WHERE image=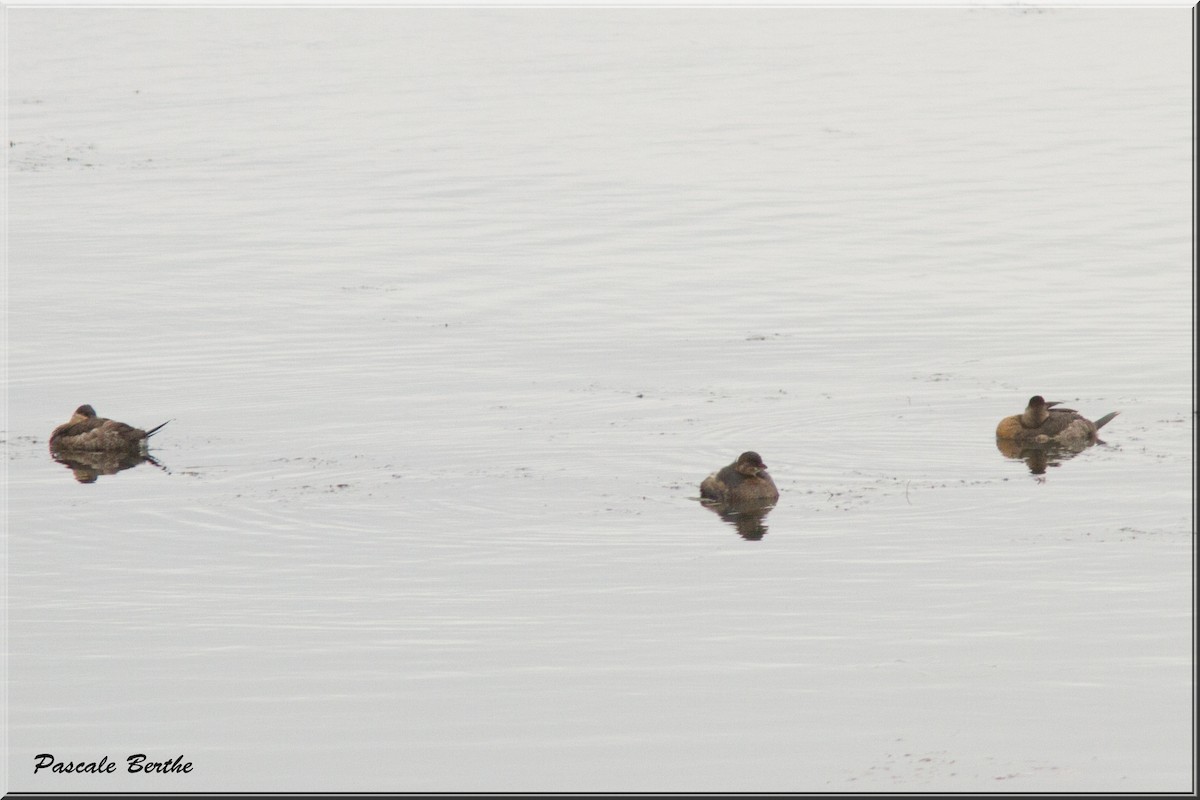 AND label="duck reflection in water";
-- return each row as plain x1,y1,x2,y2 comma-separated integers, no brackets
699,451,780,540
51,449,166,484
995,436,1105,481
700,497,776,541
